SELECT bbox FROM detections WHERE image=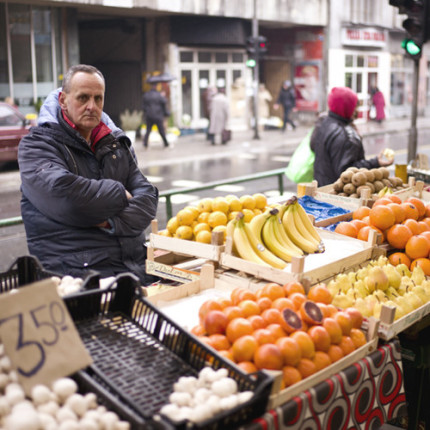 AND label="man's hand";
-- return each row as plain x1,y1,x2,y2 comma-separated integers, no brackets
126,190,132,200
377,150,394,167
95,220,110,228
